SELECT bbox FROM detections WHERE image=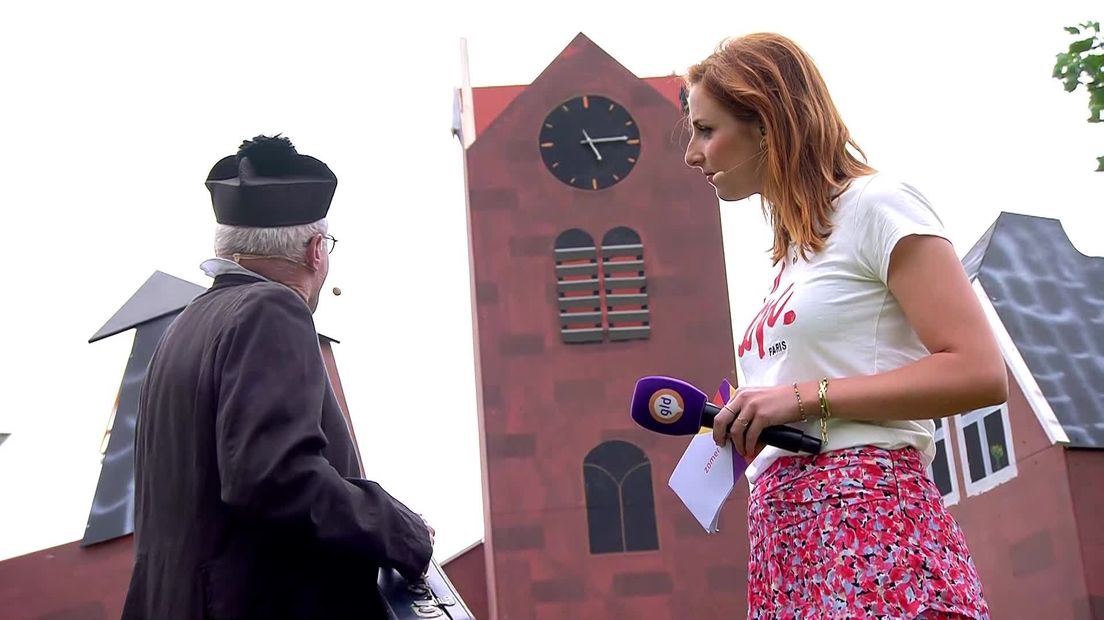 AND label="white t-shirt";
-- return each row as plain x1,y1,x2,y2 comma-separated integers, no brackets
740,173,946,485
